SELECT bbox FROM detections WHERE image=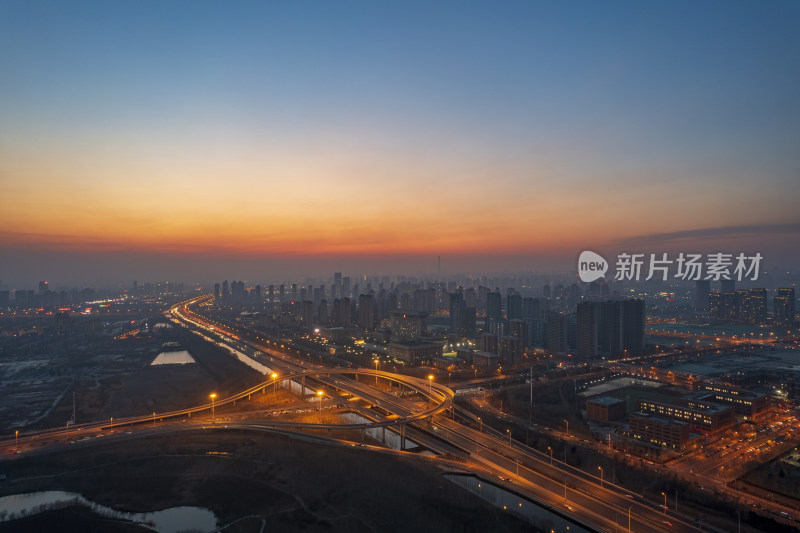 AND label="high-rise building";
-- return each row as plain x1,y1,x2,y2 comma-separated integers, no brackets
621,299,645,354
449,291,467,337
463,307,477,338
546,313,567,353
709,292,721,319
332,297,351,326
390,310,427,340
342,276,351,299
333,272,342,299
499,336,522,364
522,297,541,319
481,332,498,354
486,291,502,320
597,299,645,356
358,294,375,330
774,288,796,325
721,291,737,321
695,280,710,311
301,300,314,326
509,318,528,348
577,301,598,359
567,283,581,305
414,288,435,314
484,316,504,338
318,299,329,325
554,284,565,300
720,279,736,293
747,288,767,324
231,281,246,304
507,293,522,321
